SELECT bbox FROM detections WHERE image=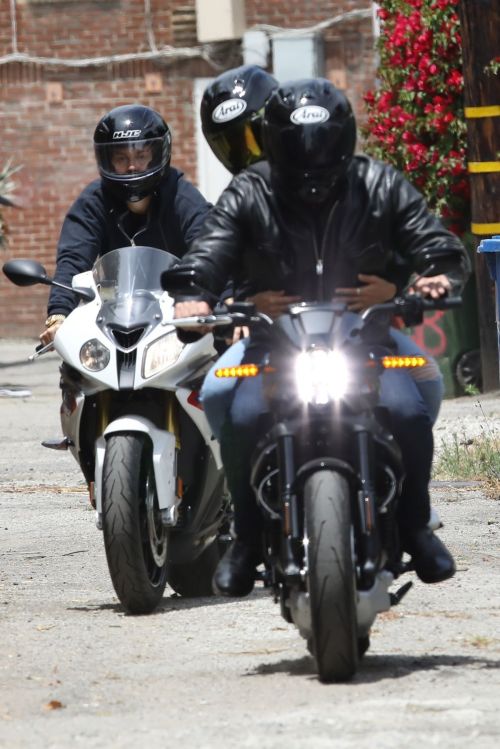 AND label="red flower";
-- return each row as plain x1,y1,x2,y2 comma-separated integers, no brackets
362,0,469,231
447,70,463,88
